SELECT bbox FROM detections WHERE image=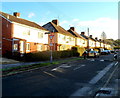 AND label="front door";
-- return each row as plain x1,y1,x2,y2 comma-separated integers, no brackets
20,41,25,53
